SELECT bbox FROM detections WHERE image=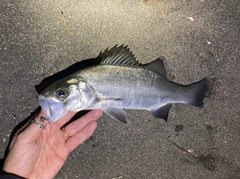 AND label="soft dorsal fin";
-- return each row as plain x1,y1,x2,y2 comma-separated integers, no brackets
98,45,142,67
144,57,167,77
